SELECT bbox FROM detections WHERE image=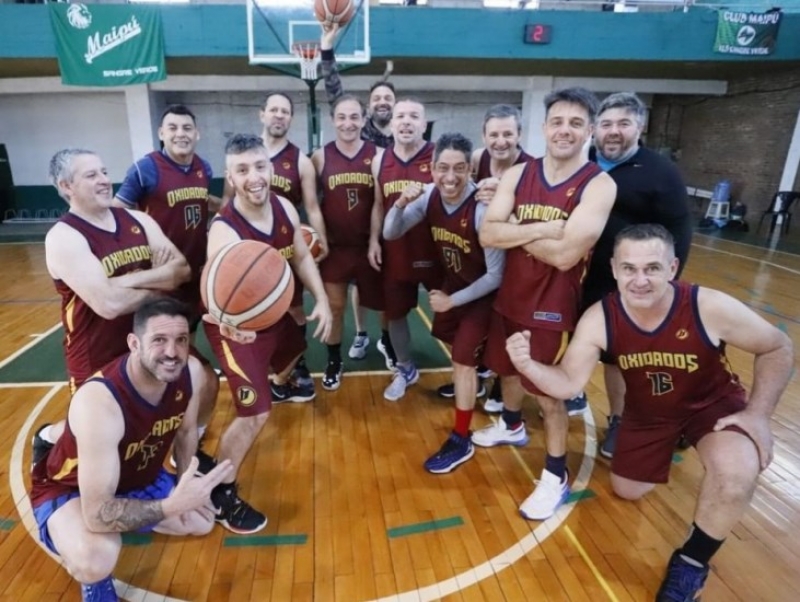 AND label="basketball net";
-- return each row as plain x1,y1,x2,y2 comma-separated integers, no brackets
291,41,321,81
